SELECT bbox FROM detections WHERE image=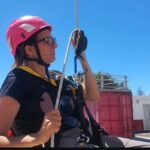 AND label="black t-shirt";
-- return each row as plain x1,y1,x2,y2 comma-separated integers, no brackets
0,66,80,147
0,67,58,136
